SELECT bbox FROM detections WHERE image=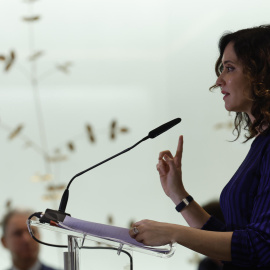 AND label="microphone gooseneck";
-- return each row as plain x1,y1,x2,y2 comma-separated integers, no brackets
57,117,181,213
